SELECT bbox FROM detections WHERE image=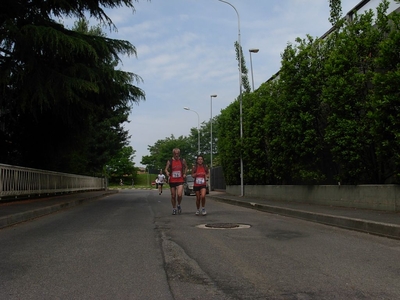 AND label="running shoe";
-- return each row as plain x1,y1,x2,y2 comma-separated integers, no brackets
177,205,182,214
202,208,207,216
172,209,177,215
195,210,200,216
